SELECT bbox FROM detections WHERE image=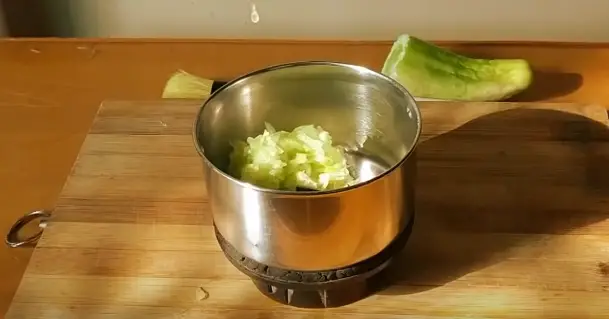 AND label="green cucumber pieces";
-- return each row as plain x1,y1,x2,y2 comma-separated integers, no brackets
381,34,533,101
